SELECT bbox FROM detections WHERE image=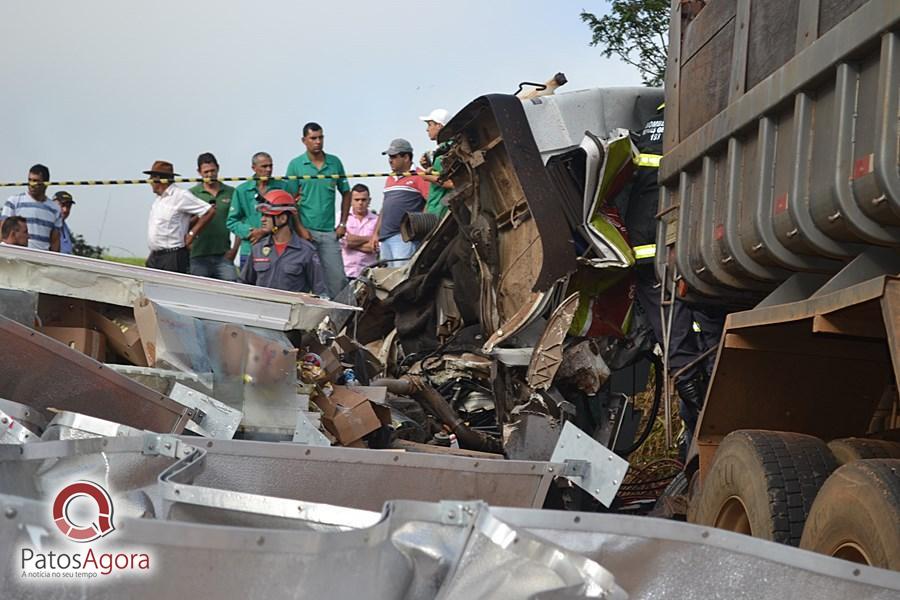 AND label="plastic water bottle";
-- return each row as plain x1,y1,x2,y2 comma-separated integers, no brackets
342,368,360,386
